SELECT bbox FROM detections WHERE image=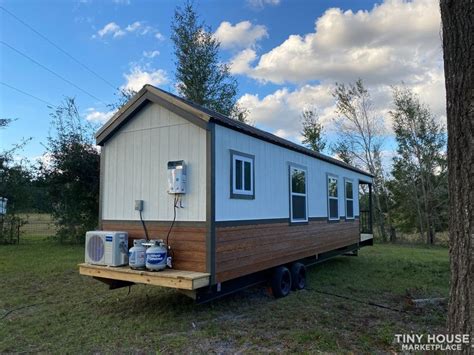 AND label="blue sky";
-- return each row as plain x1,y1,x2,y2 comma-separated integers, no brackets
0,0,444,161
